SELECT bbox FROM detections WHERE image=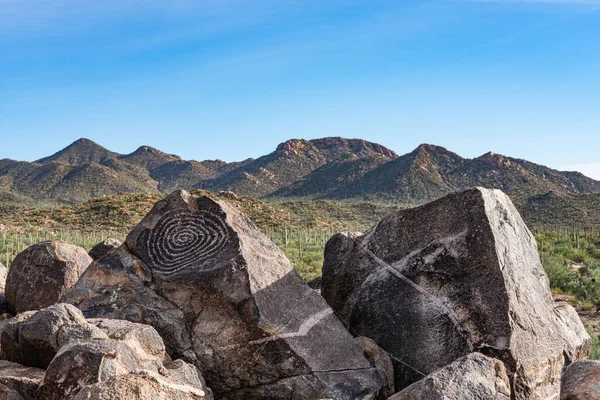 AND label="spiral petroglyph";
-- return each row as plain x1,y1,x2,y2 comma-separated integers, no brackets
146,209,230,275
